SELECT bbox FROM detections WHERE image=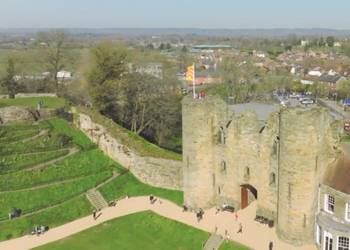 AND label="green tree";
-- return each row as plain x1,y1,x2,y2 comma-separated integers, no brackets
87,42,128,121
159,43,165,50
318,37,326,47
336,80,350,99
0,58,18,98
326,36,335,47
87,42,182,148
